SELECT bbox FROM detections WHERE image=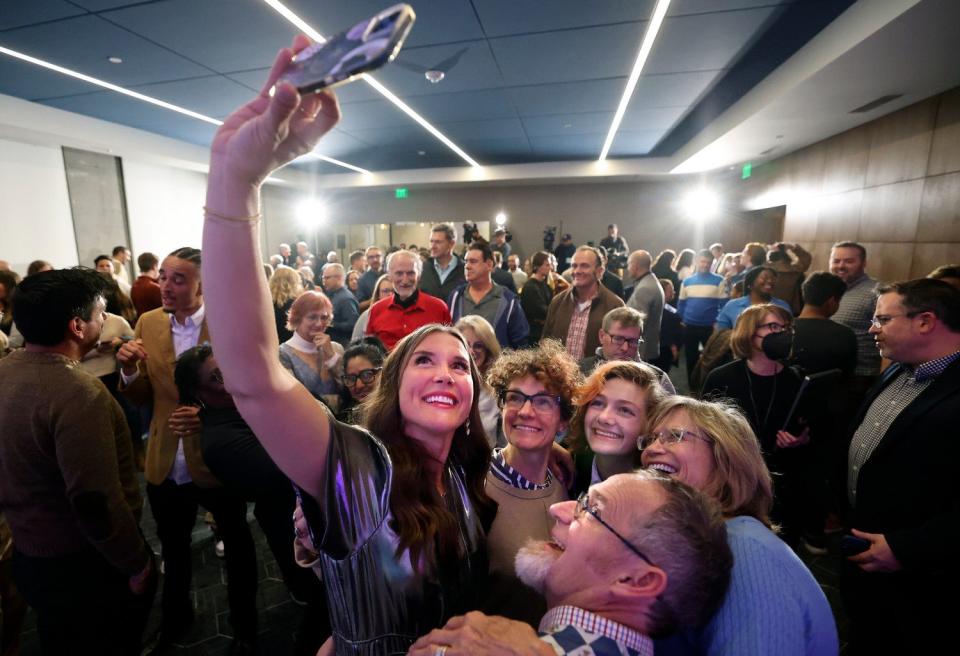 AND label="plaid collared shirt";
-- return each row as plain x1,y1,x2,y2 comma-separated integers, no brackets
848,351,960,505
565,296,593,361
832,274,880,376
539,606,653,656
